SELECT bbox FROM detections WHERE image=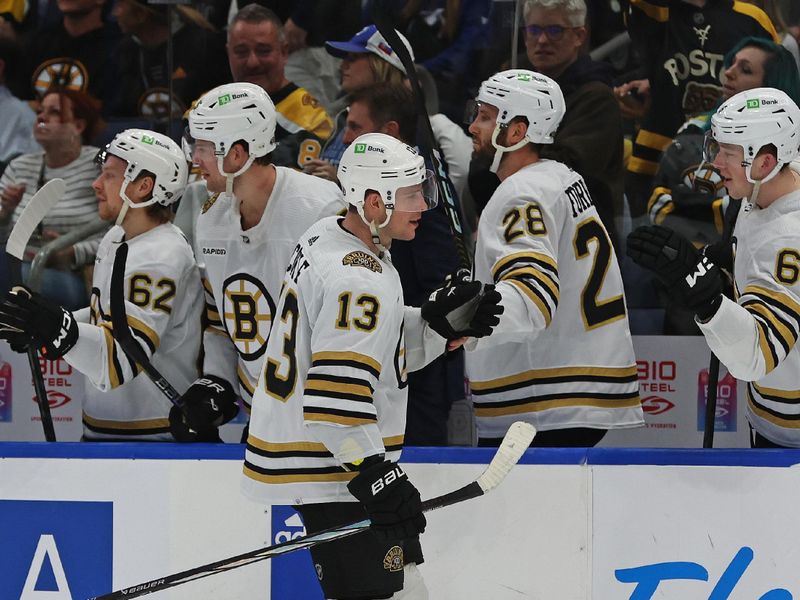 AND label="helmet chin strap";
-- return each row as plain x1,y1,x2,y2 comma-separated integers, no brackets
744,158,783,208
490,124,530,173
356,204,392,257
217,154,255,196
115,177,163,227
